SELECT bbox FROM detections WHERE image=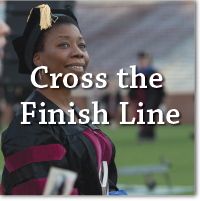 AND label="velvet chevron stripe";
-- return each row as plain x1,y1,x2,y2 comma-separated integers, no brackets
5,144,66,172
